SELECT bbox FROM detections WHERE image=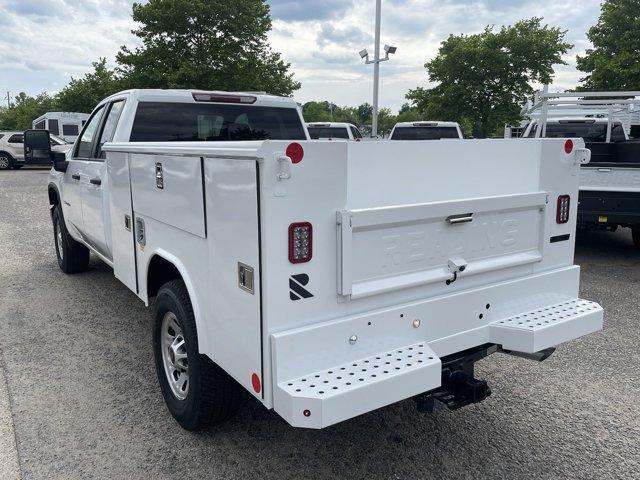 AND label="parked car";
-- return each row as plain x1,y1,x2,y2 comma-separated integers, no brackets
306,122,363,140
25,89,602,432
389,121,464,140
32,112,90,143
0,131,70,170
